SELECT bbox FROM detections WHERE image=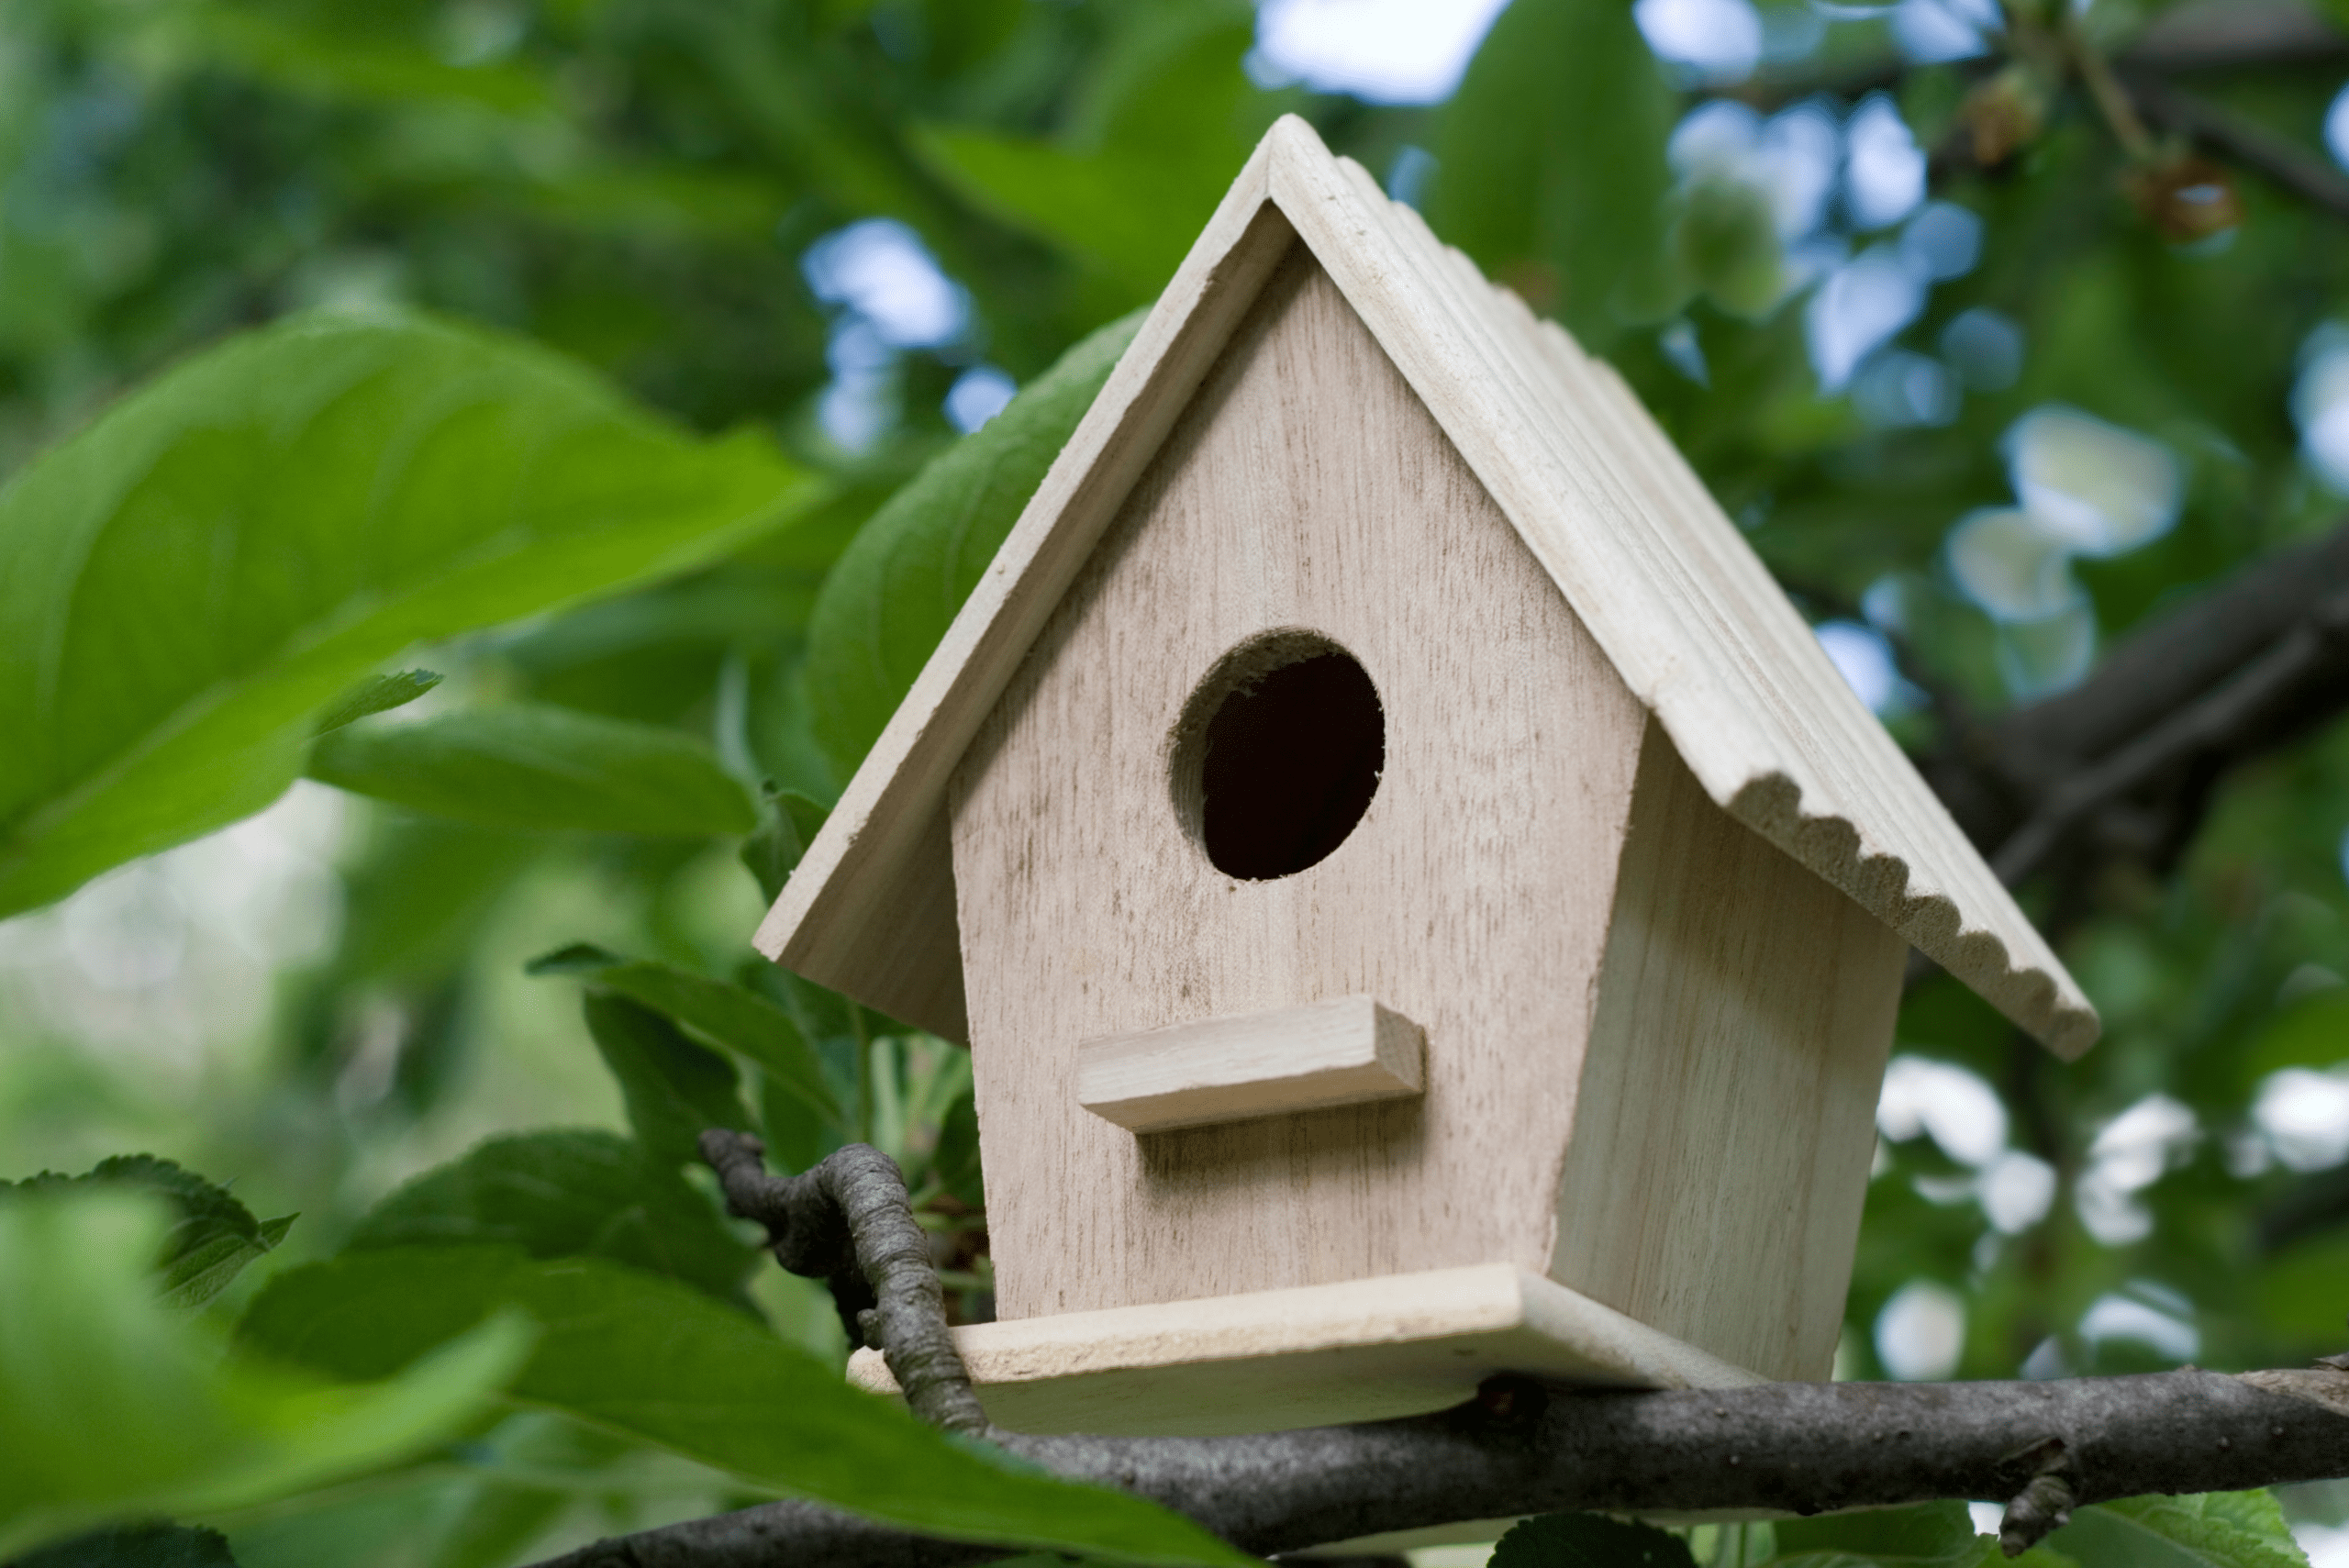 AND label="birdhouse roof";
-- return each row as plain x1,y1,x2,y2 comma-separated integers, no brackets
755,116,2099,1060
